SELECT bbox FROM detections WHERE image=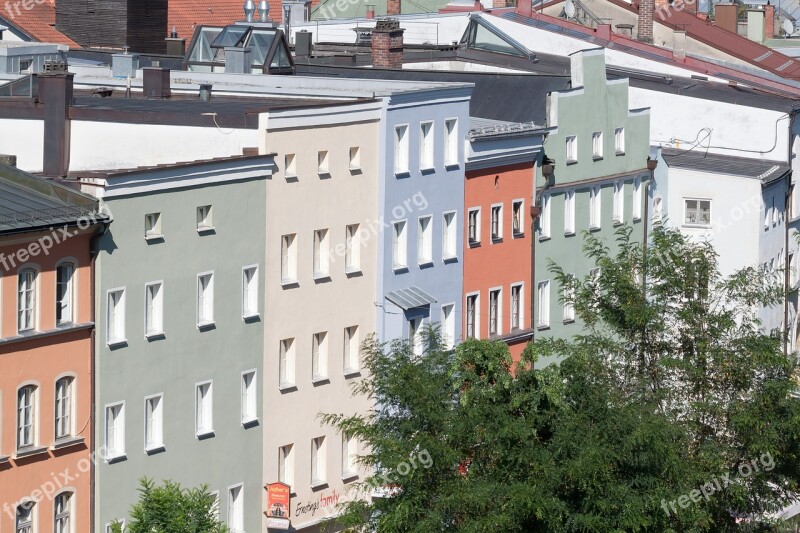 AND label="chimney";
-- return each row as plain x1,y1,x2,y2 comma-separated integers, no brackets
765,3,775,38
366,4,375,18
672,30,686,59
596,23,611,40
747,8,765,42
225,47,253,73
143,67,171,98
38,68,73,178
387,0,401,16
371,19,404,69
715,3,738,33
0,155,17,167
638,0,654,42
